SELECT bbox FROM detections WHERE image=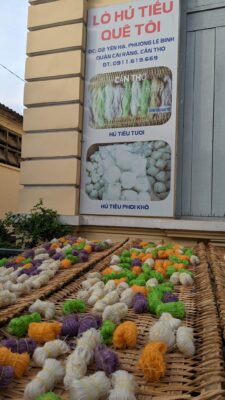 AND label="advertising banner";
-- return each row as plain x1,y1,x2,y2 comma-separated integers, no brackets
80,0,180,217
